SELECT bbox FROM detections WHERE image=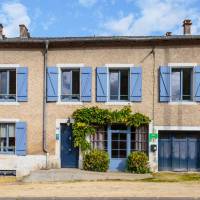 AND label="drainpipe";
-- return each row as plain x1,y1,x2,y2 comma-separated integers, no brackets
152,47,156,131
43,40,49,168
